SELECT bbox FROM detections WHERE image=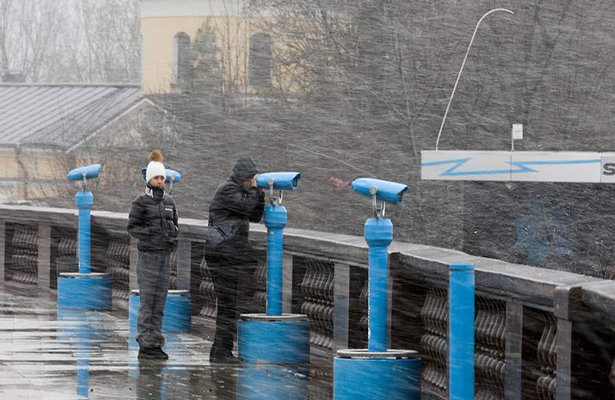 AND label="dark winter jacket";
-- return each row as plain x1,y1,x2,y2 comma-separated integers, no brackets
127,185,179,253
207,158,265,257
